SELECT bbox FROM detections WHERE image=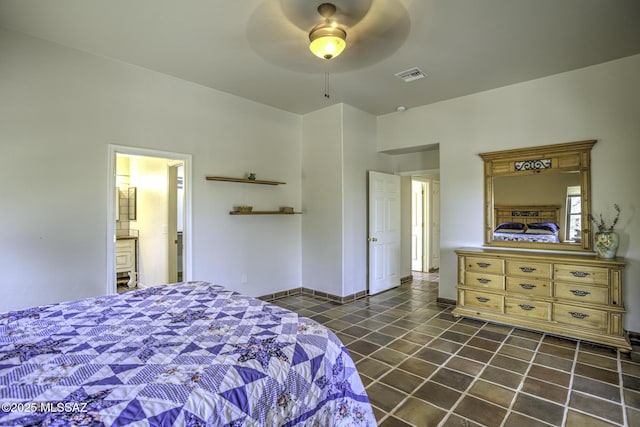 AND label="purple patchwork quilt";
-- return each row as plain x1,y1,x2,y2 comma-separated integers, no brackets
493,231,560,243
0,282,376,426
